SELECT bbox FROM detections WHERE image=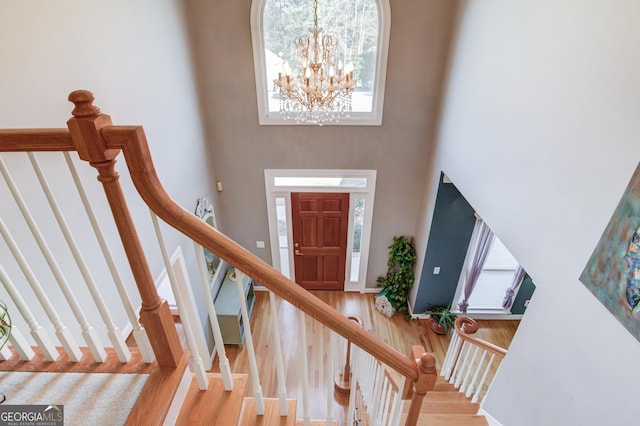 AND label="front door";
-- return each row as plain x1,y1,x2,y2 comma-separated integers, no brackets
291,192,349,290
